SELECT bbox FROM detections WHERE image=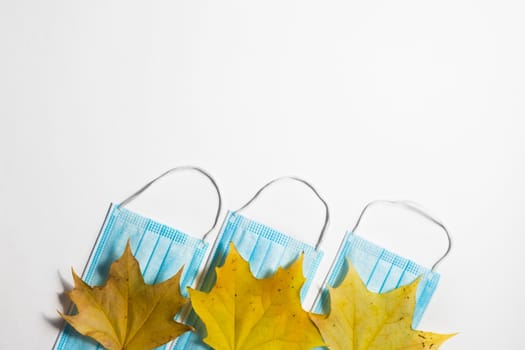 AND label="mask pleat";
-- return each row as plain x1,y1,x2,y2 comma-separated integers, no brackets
250,236,272,278
364,249,387,290
257,240,286,279
346,235,382,290
180,243,207,296
134,223,162,283
55,325,100,350
381,256,408,293
237,228,260,269
152,238,173,284
399,260,422,286
376,251,396,293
